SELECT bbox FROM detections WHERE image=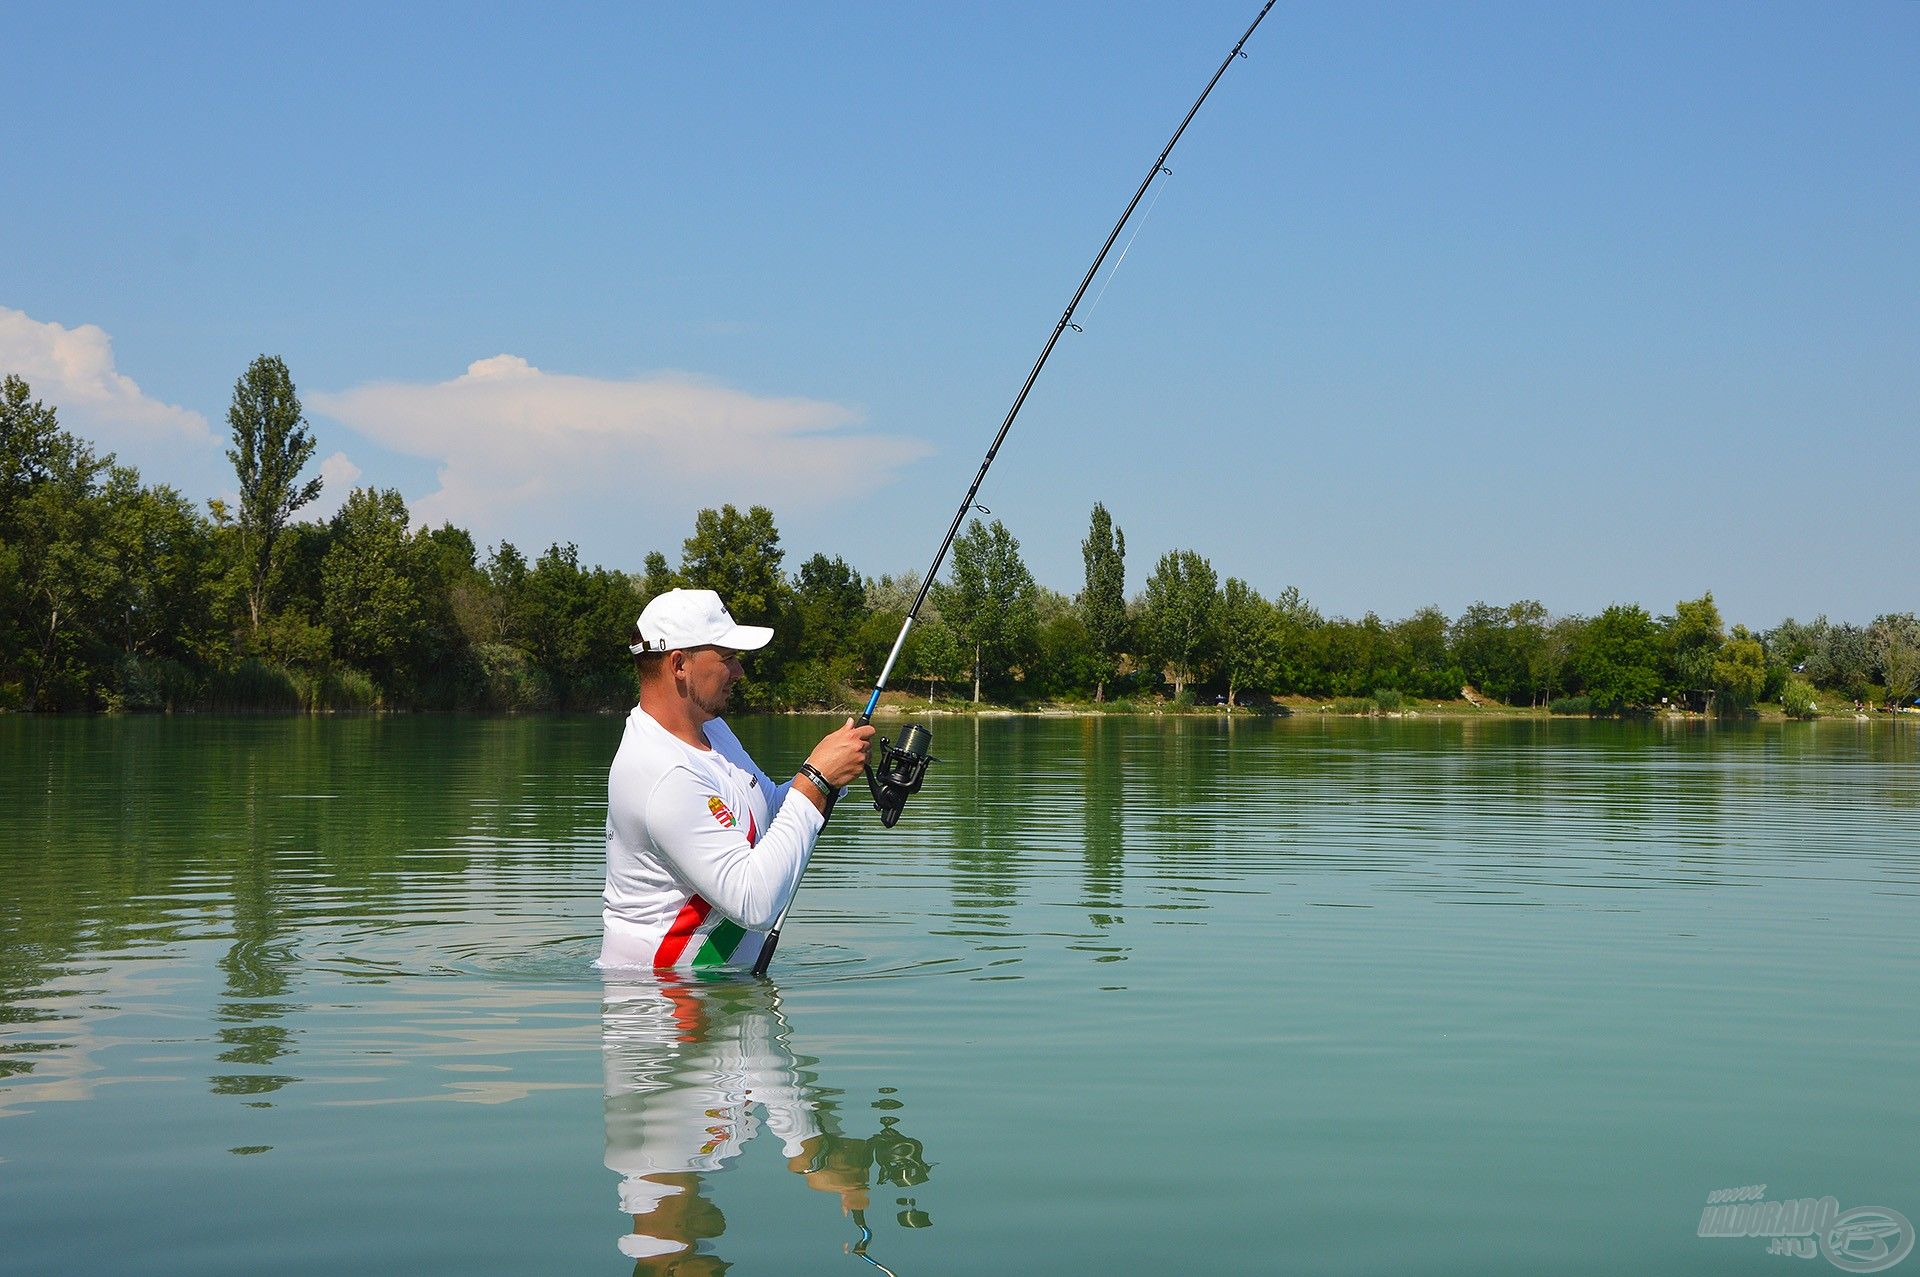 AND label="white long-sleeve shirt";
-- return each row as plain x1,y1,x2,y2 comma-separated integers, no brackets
597,707,824,971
